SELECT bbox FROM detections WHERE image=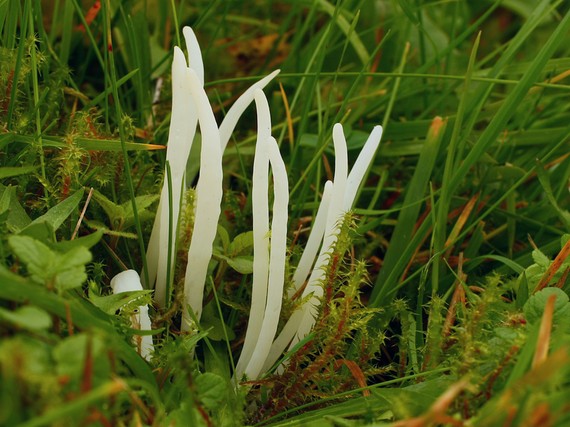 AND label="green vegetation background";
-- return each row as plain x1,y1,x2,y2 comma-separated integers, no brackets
1,0,570,426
